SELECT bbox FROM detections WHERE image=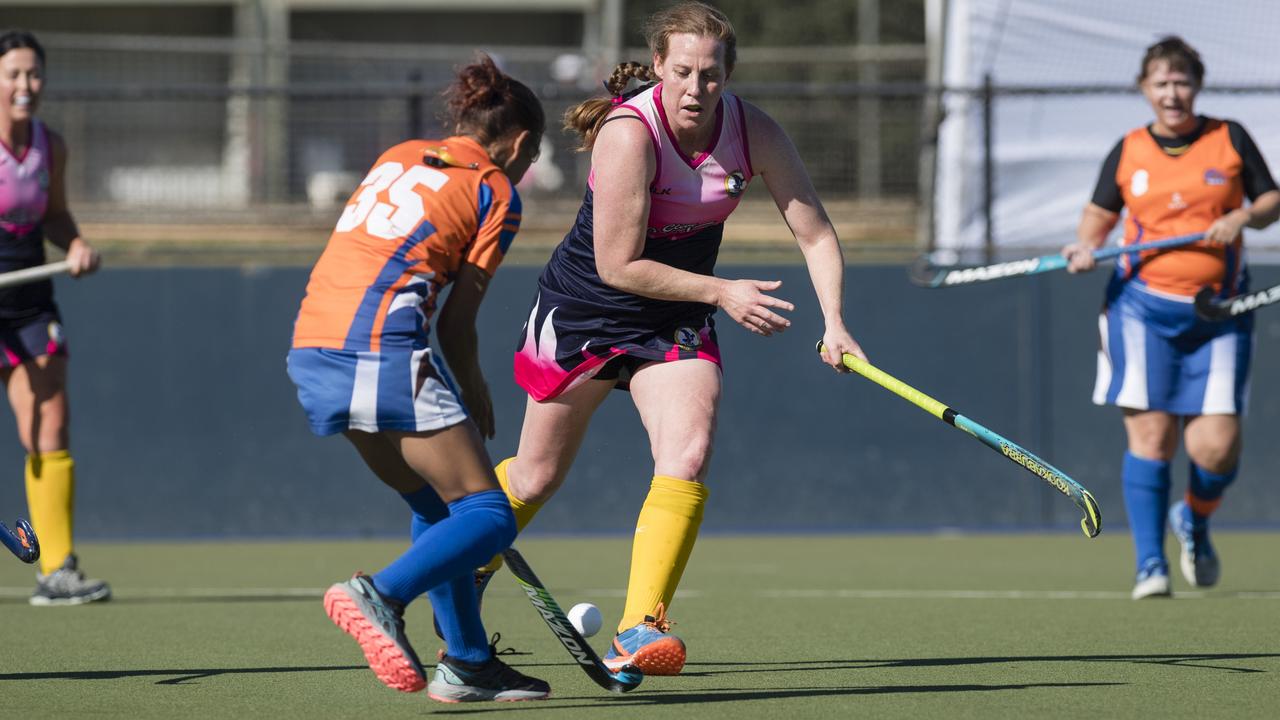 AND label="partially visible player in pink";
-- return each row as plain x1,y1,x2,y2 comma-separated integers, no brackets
287,56,550,703
483,2,866,677
0,30,107,606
